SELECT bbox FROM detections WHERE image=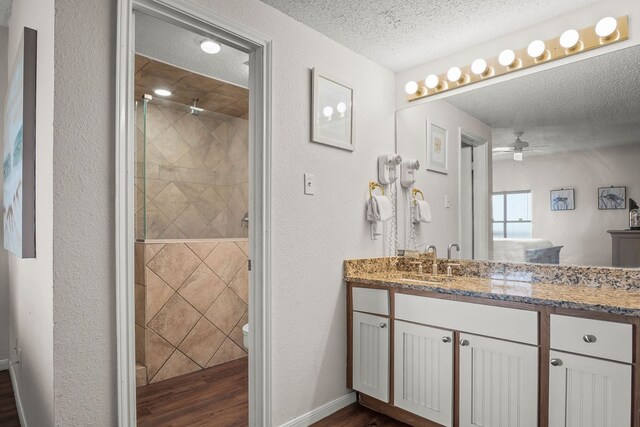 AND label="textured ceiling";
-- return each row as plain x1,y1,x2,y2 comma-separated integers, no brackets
0,0,11,26
135,55,249,117
135,12,249,88
260,0,598,71
445,45,640,155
